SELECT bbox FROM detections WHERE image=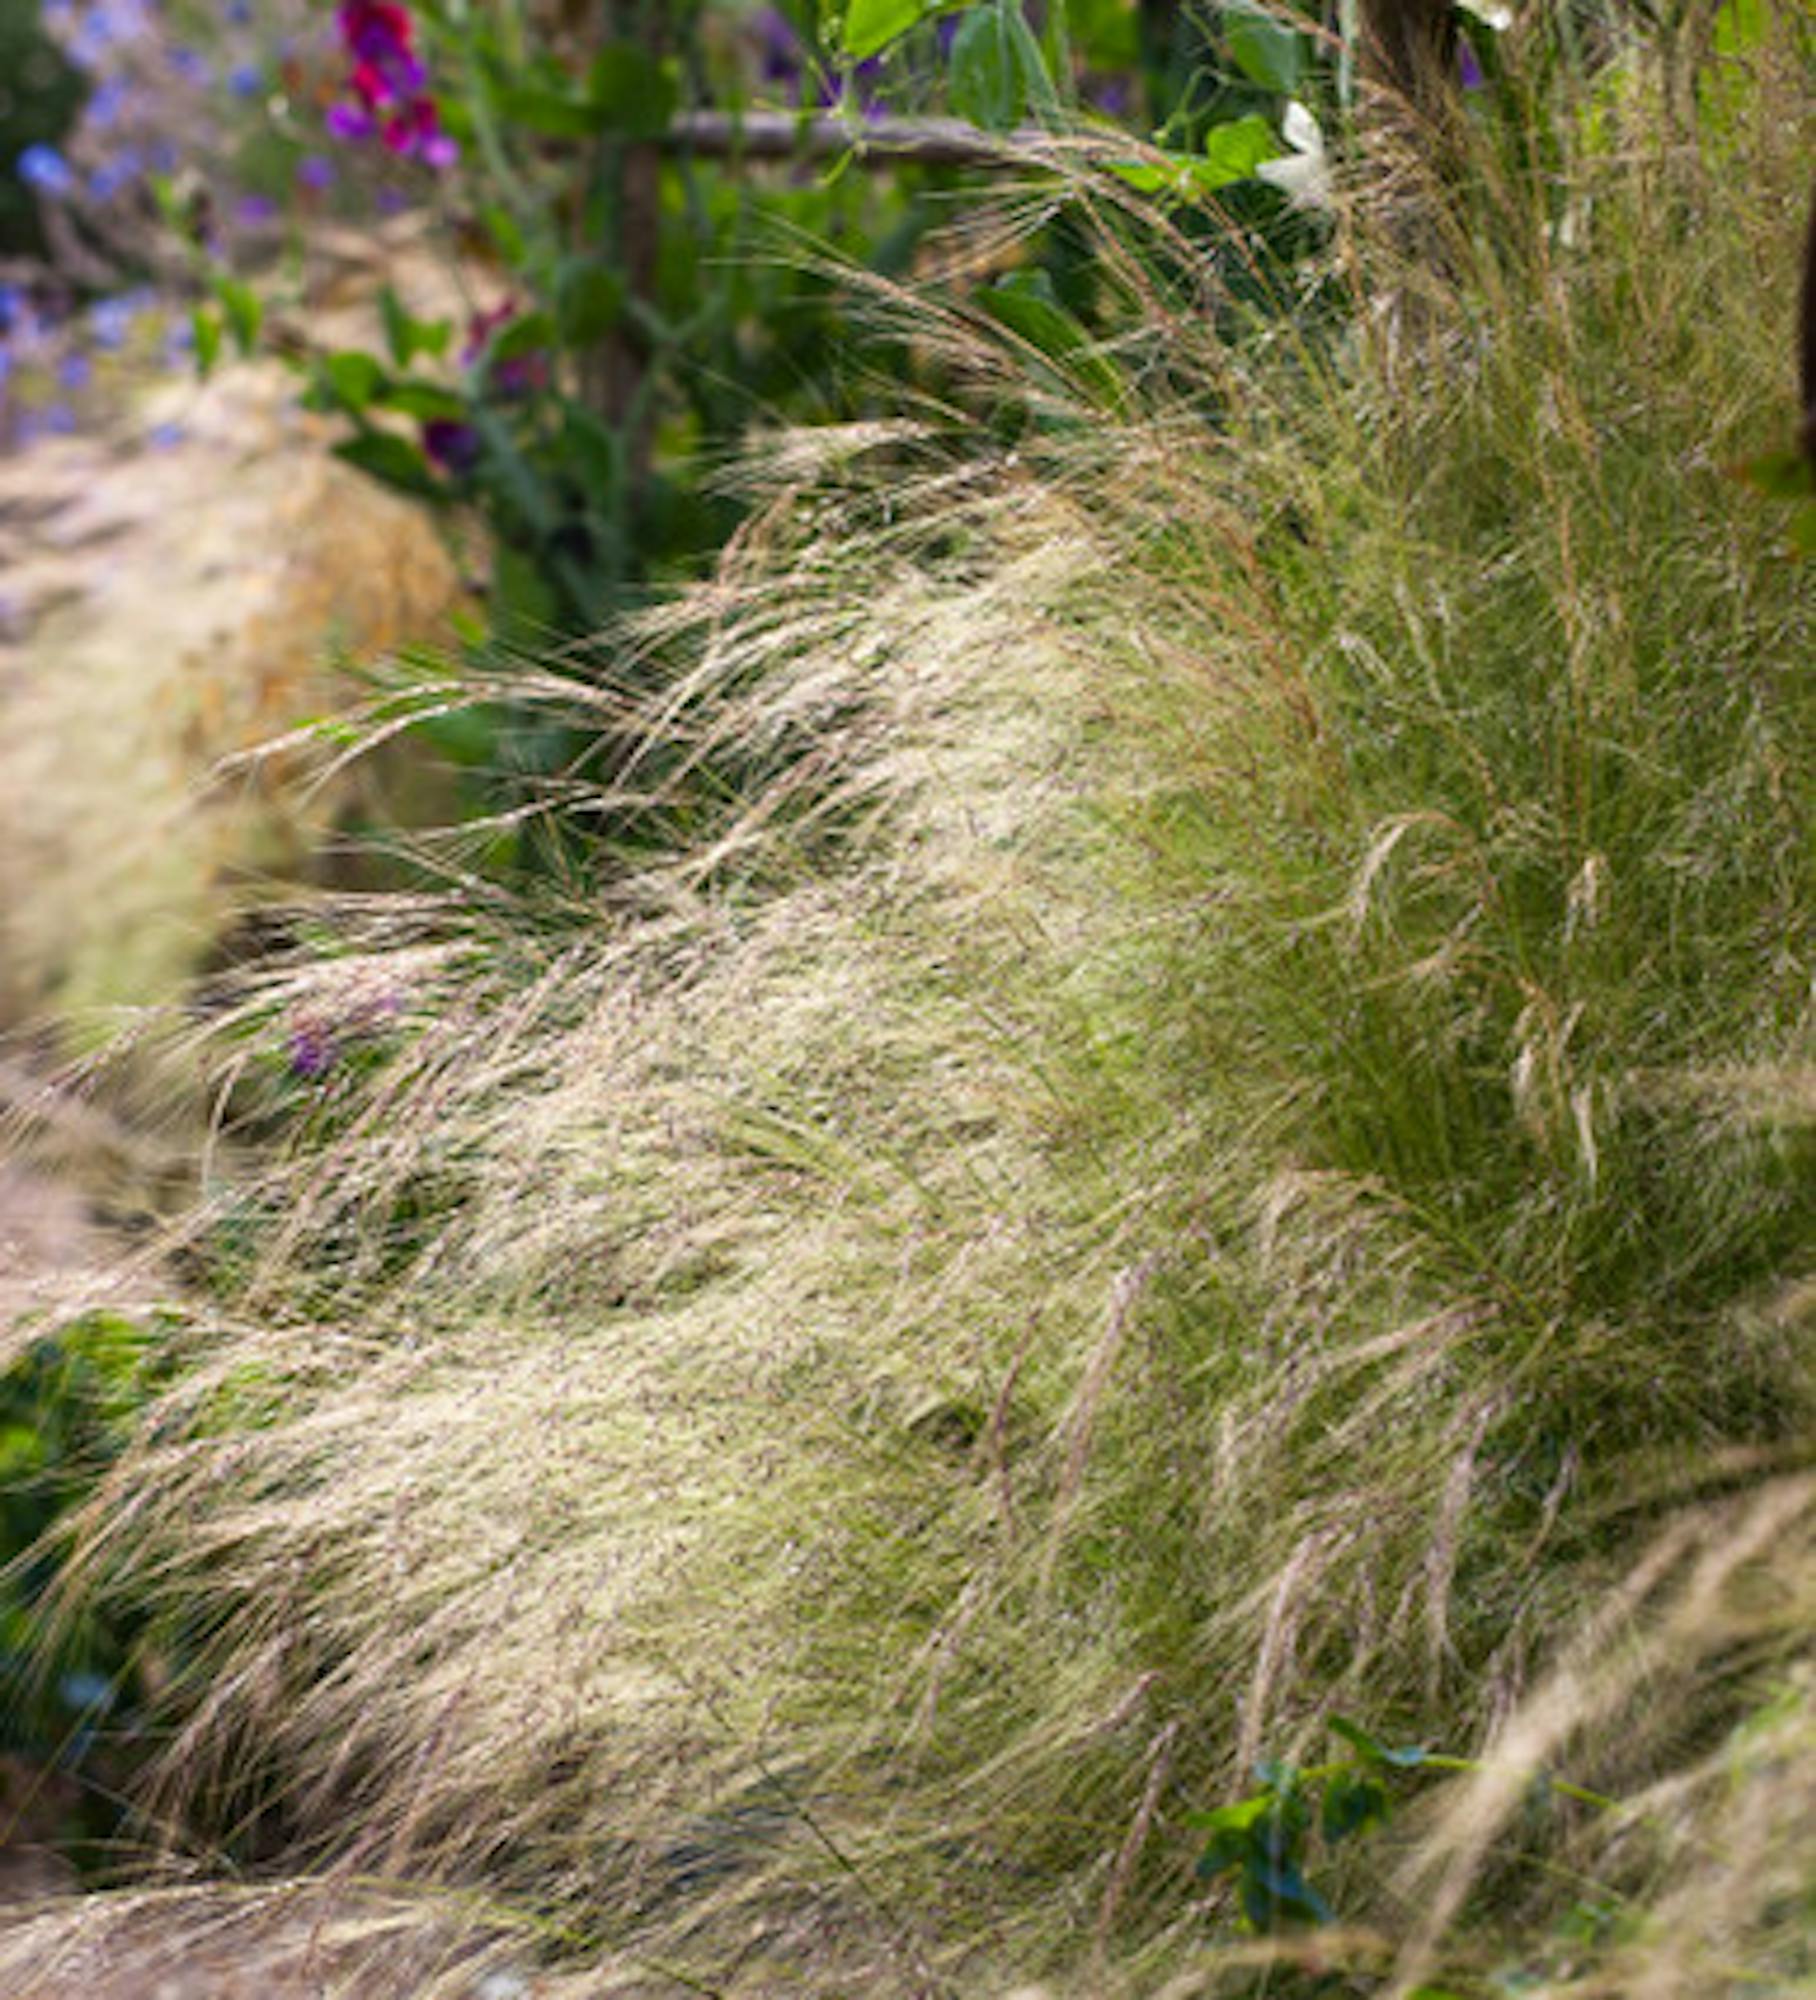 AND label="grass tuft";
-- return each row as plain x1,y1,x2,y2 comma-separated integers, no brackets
7,18,1812,1994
